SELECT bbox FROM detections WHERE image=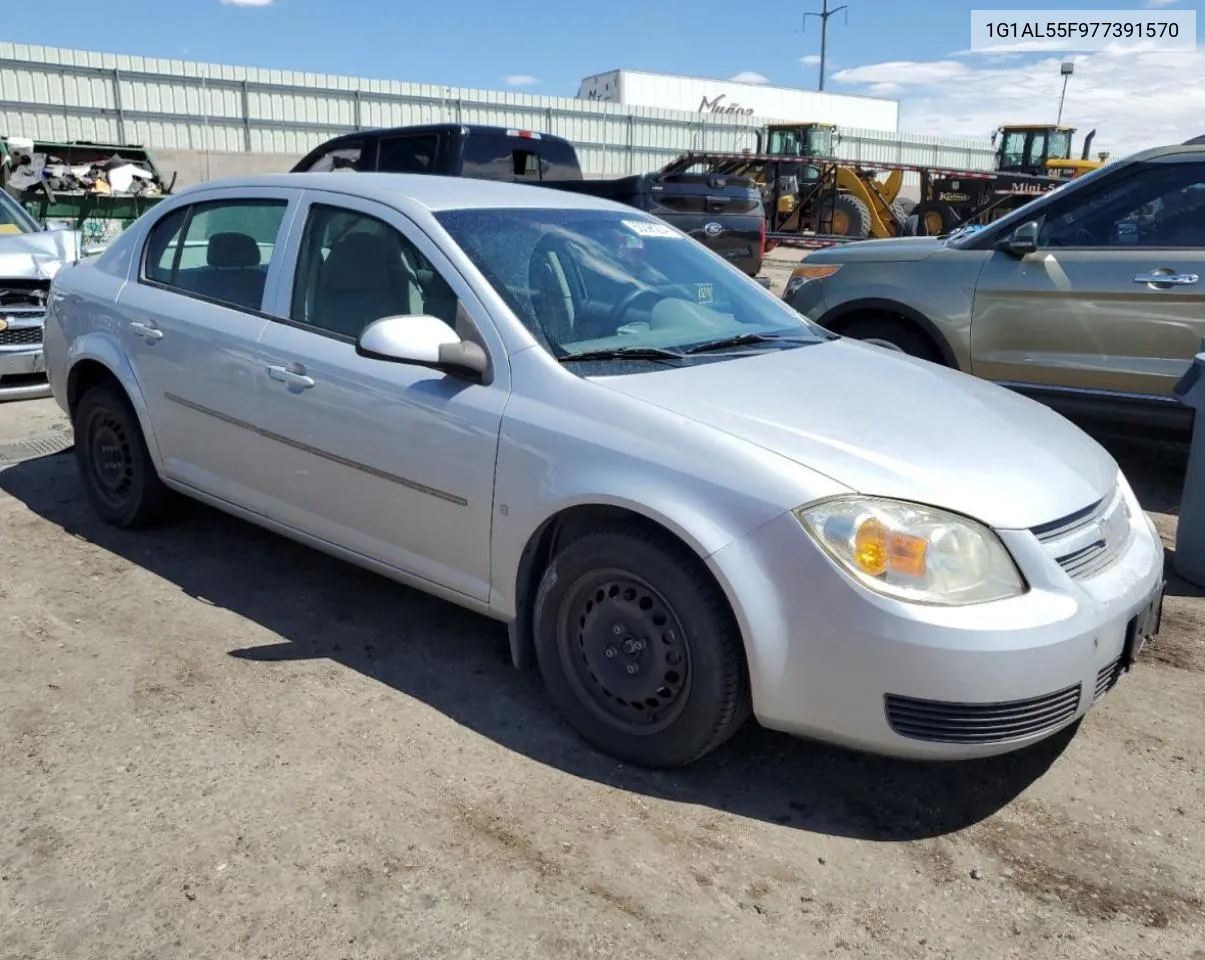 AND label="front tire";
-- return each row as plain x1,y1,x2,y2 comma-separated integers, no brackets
73,384,176,528
532,525,751,768
838,316,943,364
821,193,873,239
